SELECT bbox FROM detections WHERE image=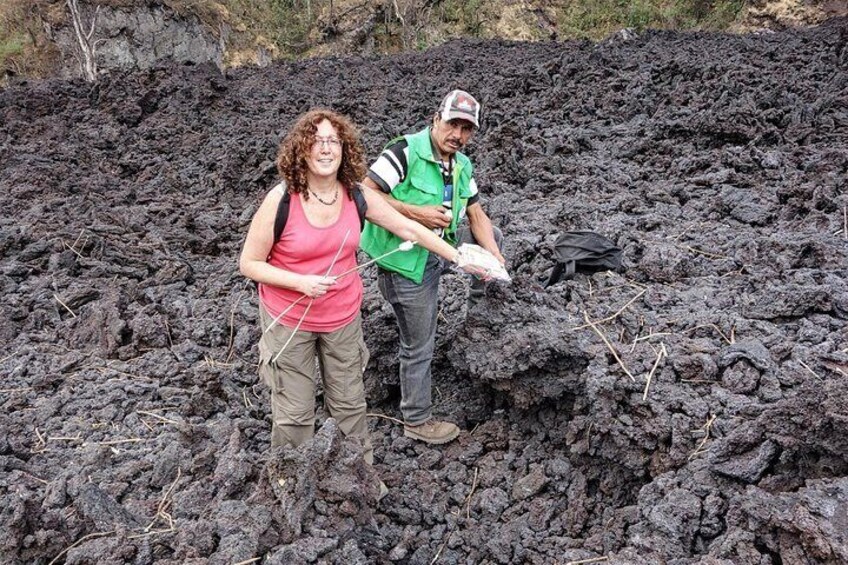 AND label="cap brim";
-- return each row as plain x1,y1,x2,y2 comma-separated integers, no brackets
442,110,479,127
